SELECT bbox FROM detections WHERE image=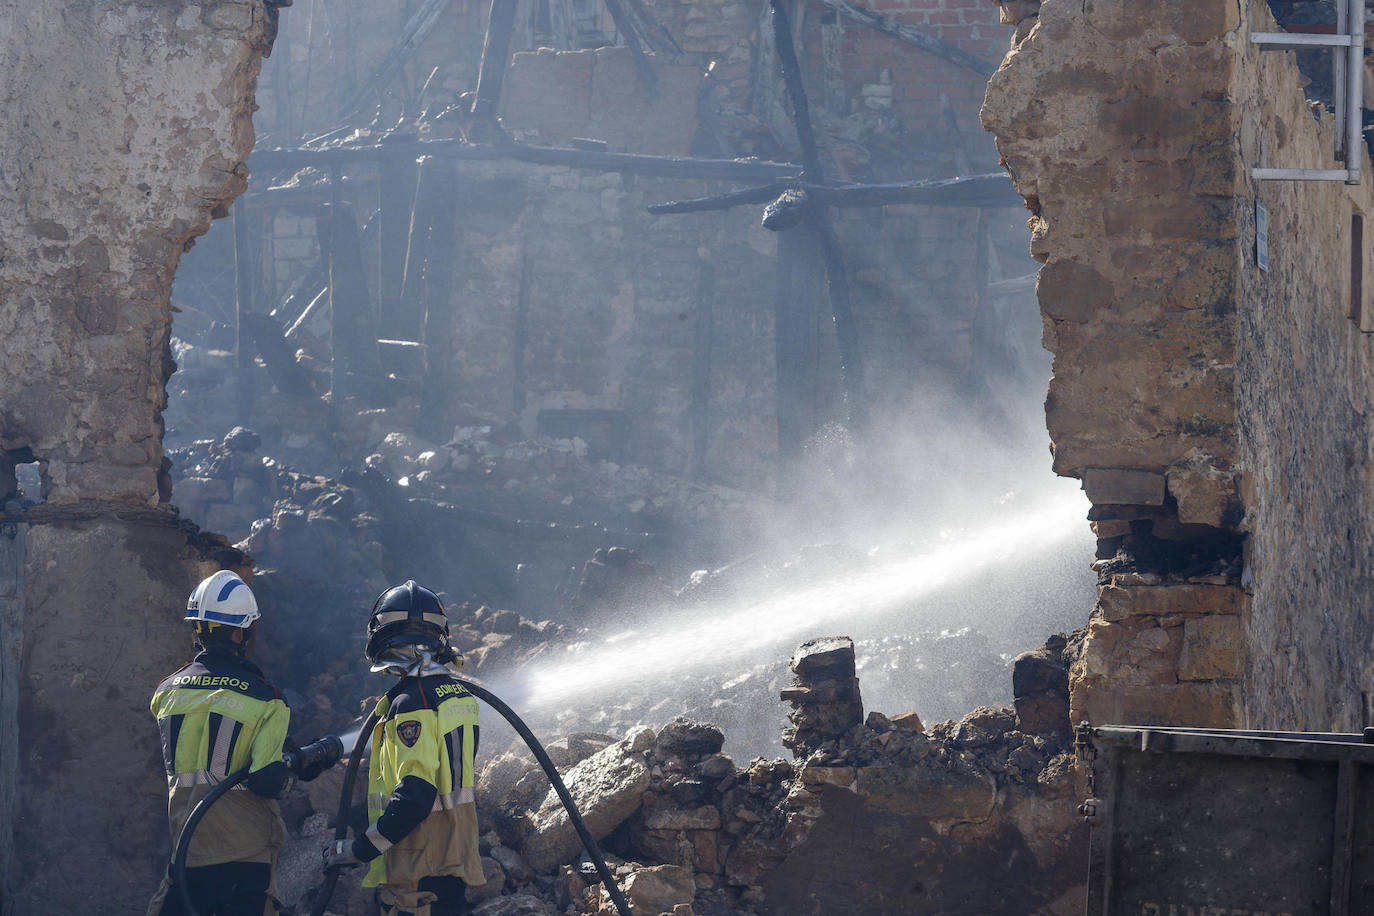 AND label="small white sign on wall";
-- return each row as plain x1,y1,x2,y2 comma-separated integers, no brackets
1256,200,1269,272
